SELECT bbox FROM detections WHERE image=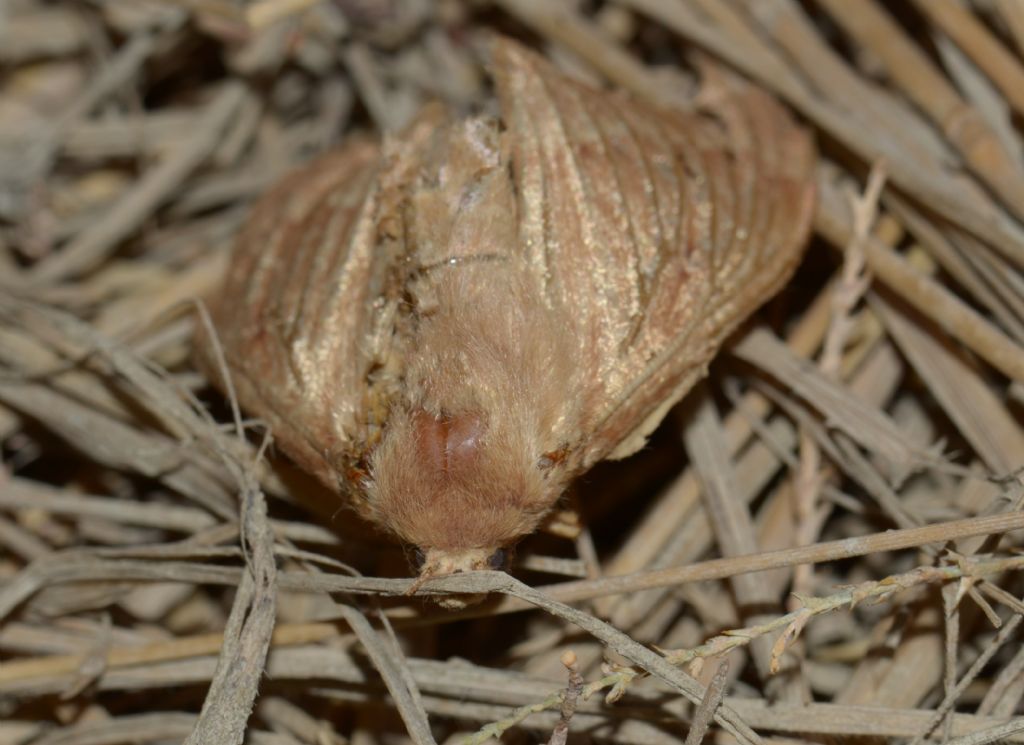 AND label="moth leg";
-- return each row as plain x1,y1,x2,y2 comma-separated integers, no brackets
540,508,582,540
